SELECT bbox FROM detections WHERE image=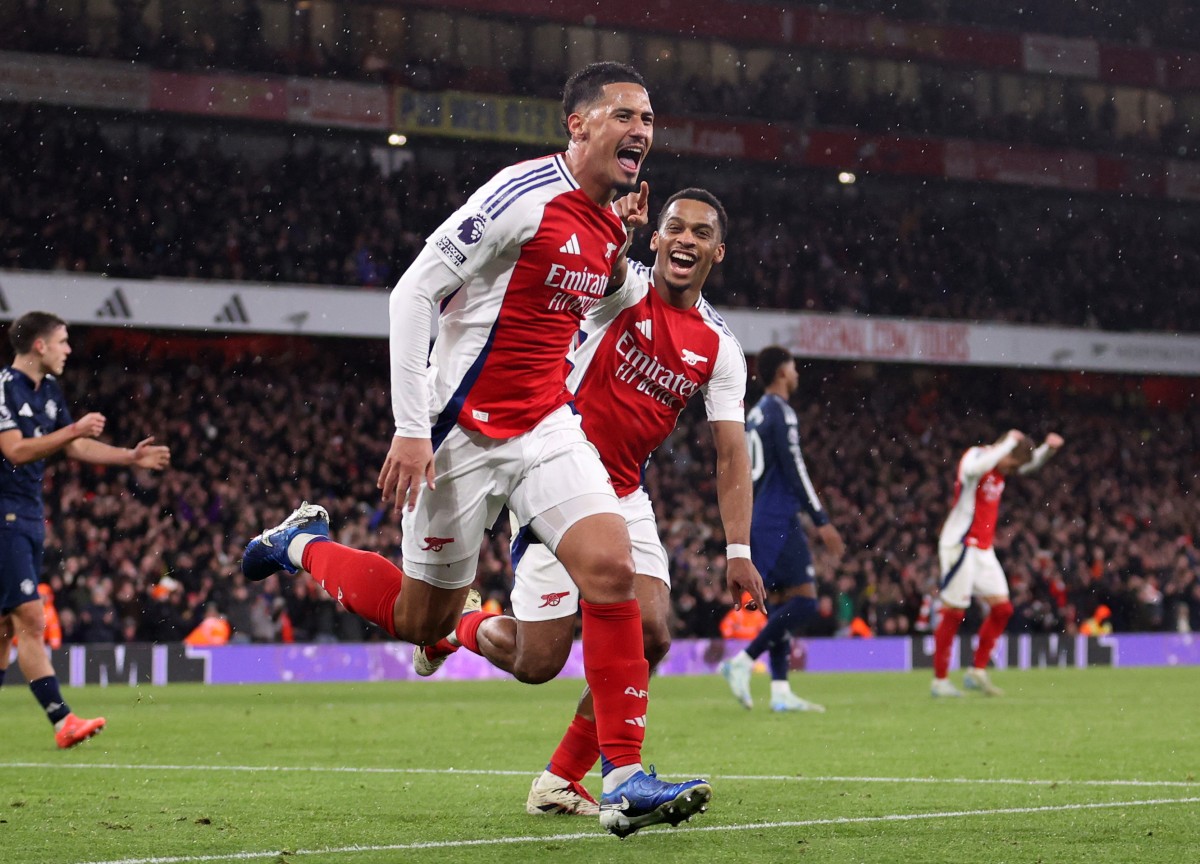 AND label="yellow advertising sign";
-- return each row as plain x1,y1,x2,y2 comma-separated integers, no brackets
393,88,563,146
